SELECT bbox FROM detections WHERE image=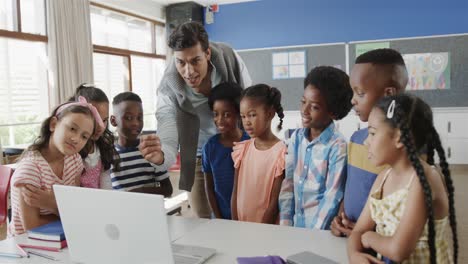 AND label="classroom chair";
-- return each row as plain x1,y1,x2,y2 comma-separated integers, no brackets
3,148,23,164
